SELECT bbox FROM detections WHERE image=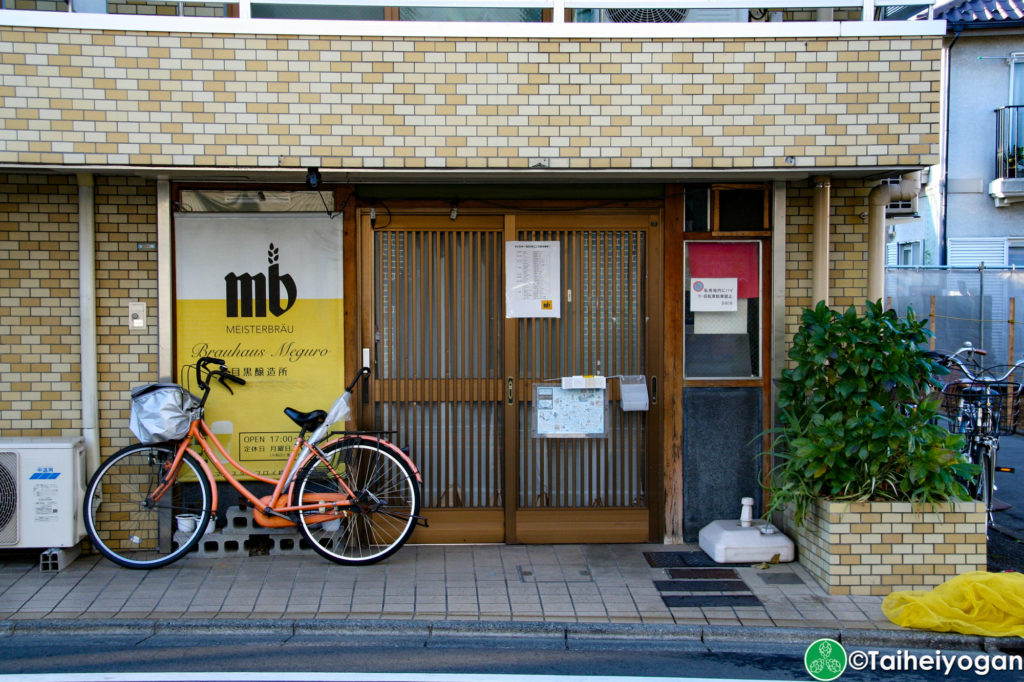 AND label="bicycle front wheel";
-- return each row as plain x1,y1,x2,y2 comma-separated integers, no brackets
294,439,419,565
84,443,212,569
